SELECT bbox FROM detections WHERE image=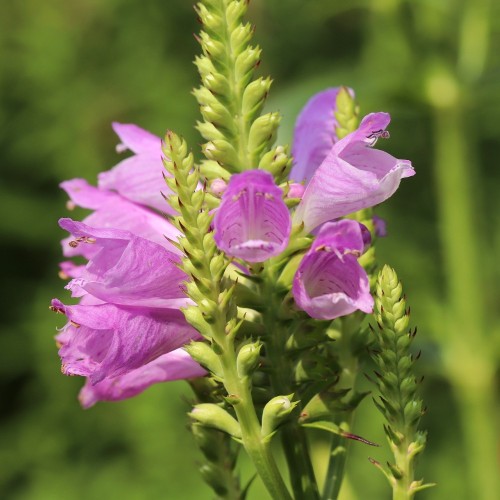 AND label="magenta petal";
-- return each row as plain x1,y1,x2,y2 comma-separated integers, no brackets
294,112,415,232
291,87,350,184
98,153,173,214
60,218,188,308
78,349,206,408
213,170,291,262
112,122,162,155
293,220,373,320
60,180,181,258
53,299,200,384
